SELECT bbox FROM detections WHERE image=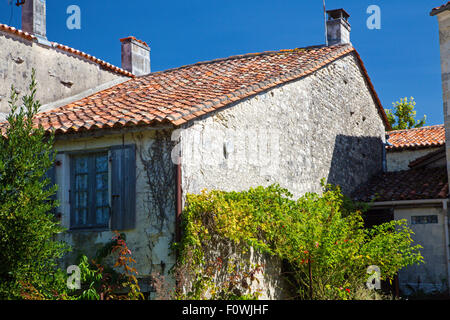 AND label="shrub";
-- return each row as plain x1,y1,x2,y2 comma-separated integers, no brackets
174,182,423,300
